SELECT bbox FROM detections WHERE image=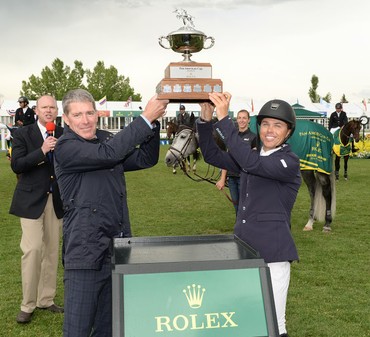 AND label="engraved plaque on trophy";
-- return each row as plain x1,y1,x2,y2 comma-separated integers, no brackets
156,9,223,102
